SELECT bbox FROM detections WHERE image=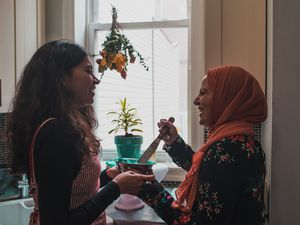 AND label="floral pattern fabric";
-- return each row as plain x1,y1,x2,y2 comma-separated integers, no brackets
140,134,266,225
